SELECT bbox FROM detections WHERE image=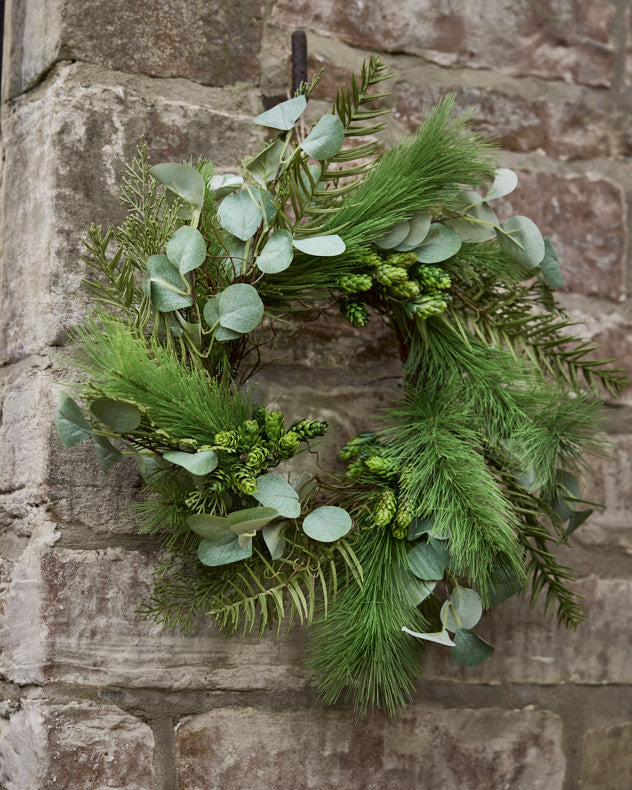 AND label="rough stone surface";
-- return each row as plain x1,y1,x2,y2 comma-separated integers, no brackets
4,0,263,99
0,537,308,689
272,0,617,87
175,704,565,789
0,699,155,790
0,62,263,360
495,171,626,300
581,723,632,790
424,576,632,685
395,83,632,161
